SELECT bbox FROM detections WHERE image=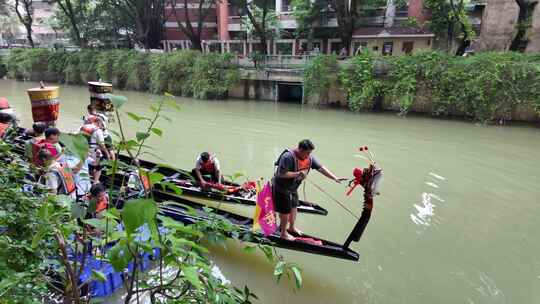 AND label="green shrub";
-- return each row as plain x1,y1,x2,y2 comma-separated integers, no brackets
305,50,540,121
339,50,383,111
165,50,199,96
125,52,151,91
5,49,240,99
190,52,240,99
0,56,6,79
303,54,338,101
6,48,50,80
